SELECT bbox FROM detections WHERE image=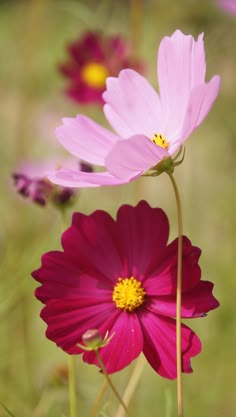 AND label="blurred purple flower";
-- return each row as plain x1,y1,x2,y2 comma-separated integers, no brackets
59,31,145,105
217,0,236,15
13,160,92,208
